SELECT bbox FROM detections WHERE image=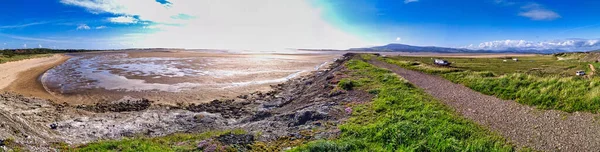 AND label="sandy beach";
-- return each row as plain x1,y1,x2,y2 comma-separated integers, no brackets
0,54,70,99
